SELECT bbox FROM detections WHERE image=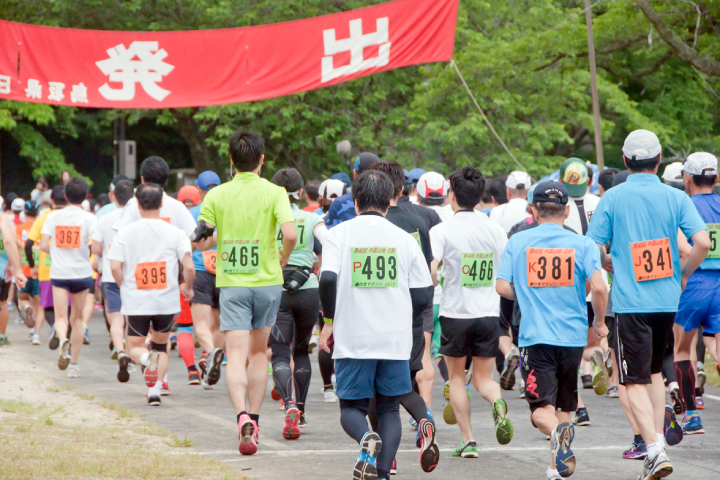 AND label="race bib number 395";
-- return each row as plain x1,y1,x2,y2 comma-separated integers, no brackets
461,252,494,287
707,224,720,259
631,237,673,282
527,248,575,287
351,247,398,288
221,239,261,274
134,261,167,290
